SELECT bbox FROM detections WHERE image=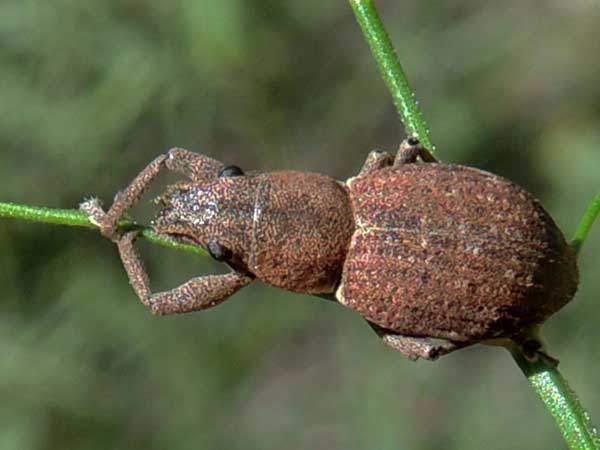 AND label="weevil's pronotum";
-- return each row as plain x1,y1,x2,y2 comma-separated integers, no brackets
82,138,578,361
